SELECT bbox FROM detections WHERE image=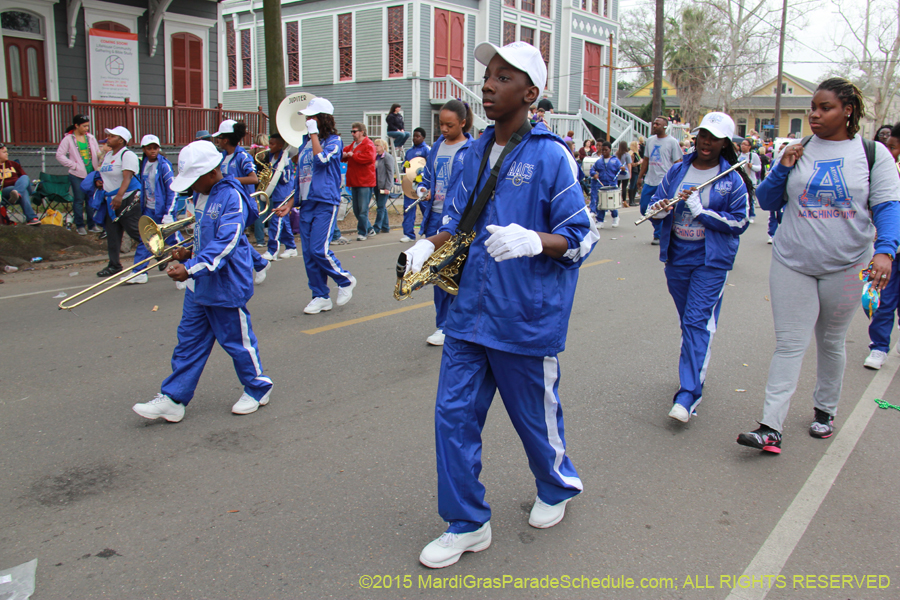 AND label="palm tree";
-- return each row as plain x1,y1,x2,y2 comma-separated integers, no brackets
666,7,719,127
